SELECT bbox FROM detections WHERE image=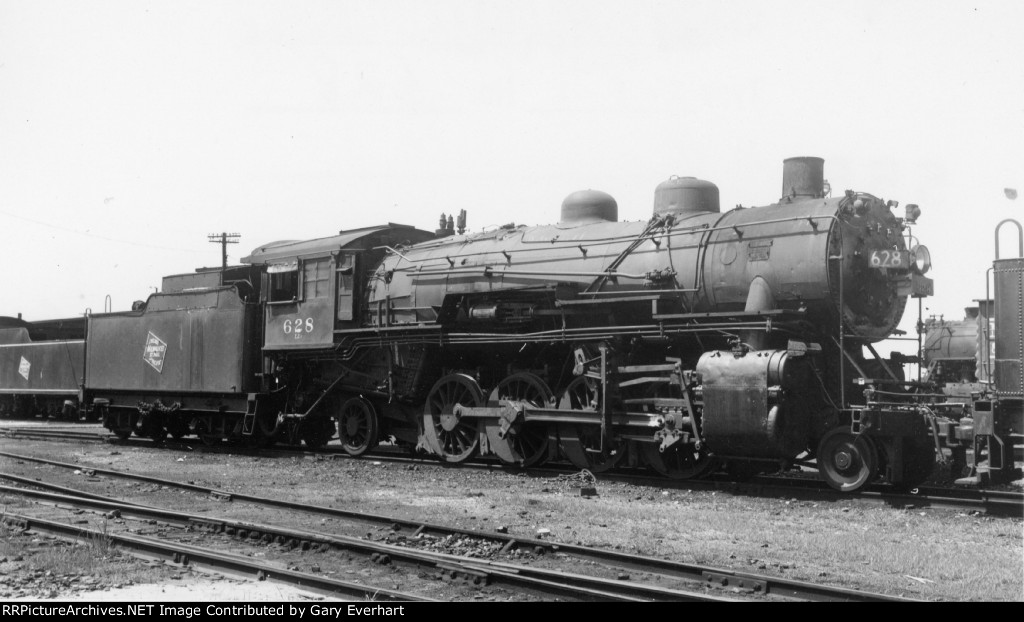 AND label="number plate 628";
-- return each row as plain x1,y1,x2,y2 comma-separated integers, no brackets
868,250,909,269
